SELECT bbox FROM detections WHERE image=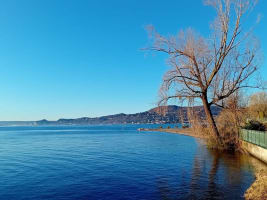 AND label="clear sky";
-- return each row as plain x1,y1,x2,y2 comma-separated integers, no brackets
0,0,266,121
